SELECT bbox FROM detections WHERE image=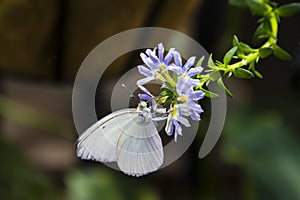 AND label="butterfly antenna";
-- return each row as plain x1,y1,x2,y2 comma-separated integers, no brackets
121,84,135,98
